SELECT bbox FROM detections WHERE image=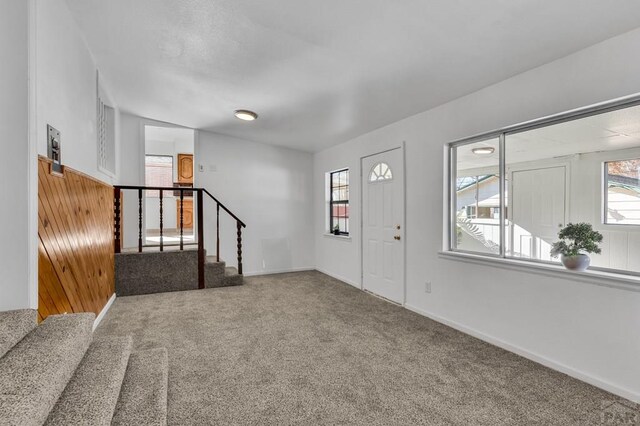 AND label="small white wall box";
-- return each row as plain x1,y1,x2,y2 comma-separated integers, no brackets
47,125,62,173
